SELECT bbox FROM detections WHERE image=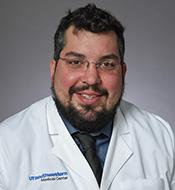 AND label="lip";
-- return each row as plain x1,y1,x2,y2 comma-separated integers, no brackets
75,90,103,105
